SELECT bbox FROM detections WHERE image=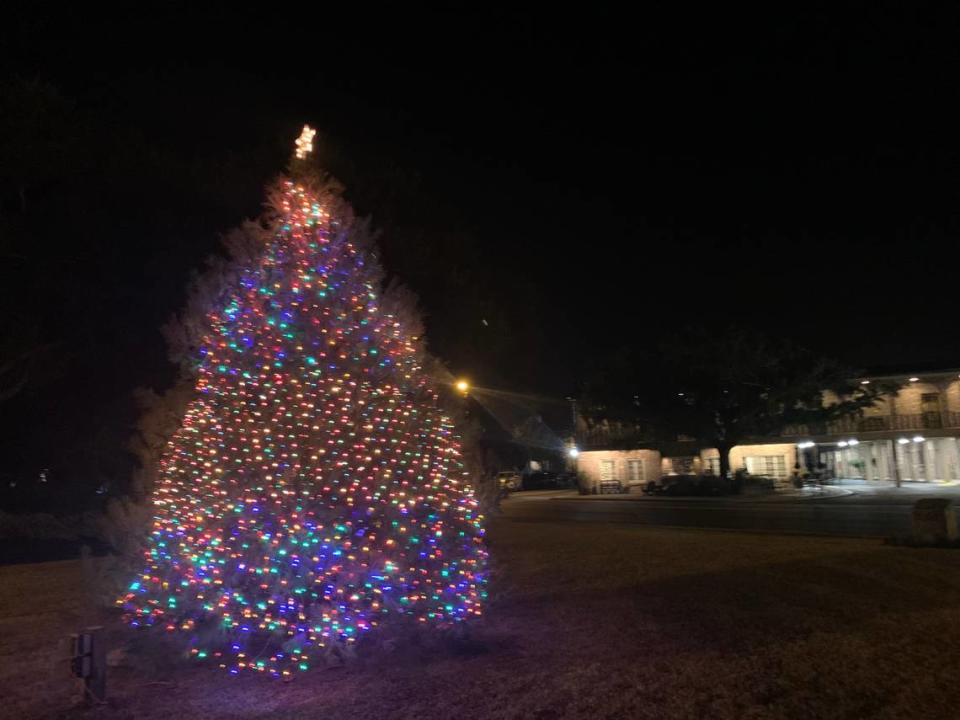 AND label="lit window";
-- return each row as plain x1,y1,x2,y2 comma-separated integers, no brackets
627,459,644,484
600,460,617,481
745,455,787,478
